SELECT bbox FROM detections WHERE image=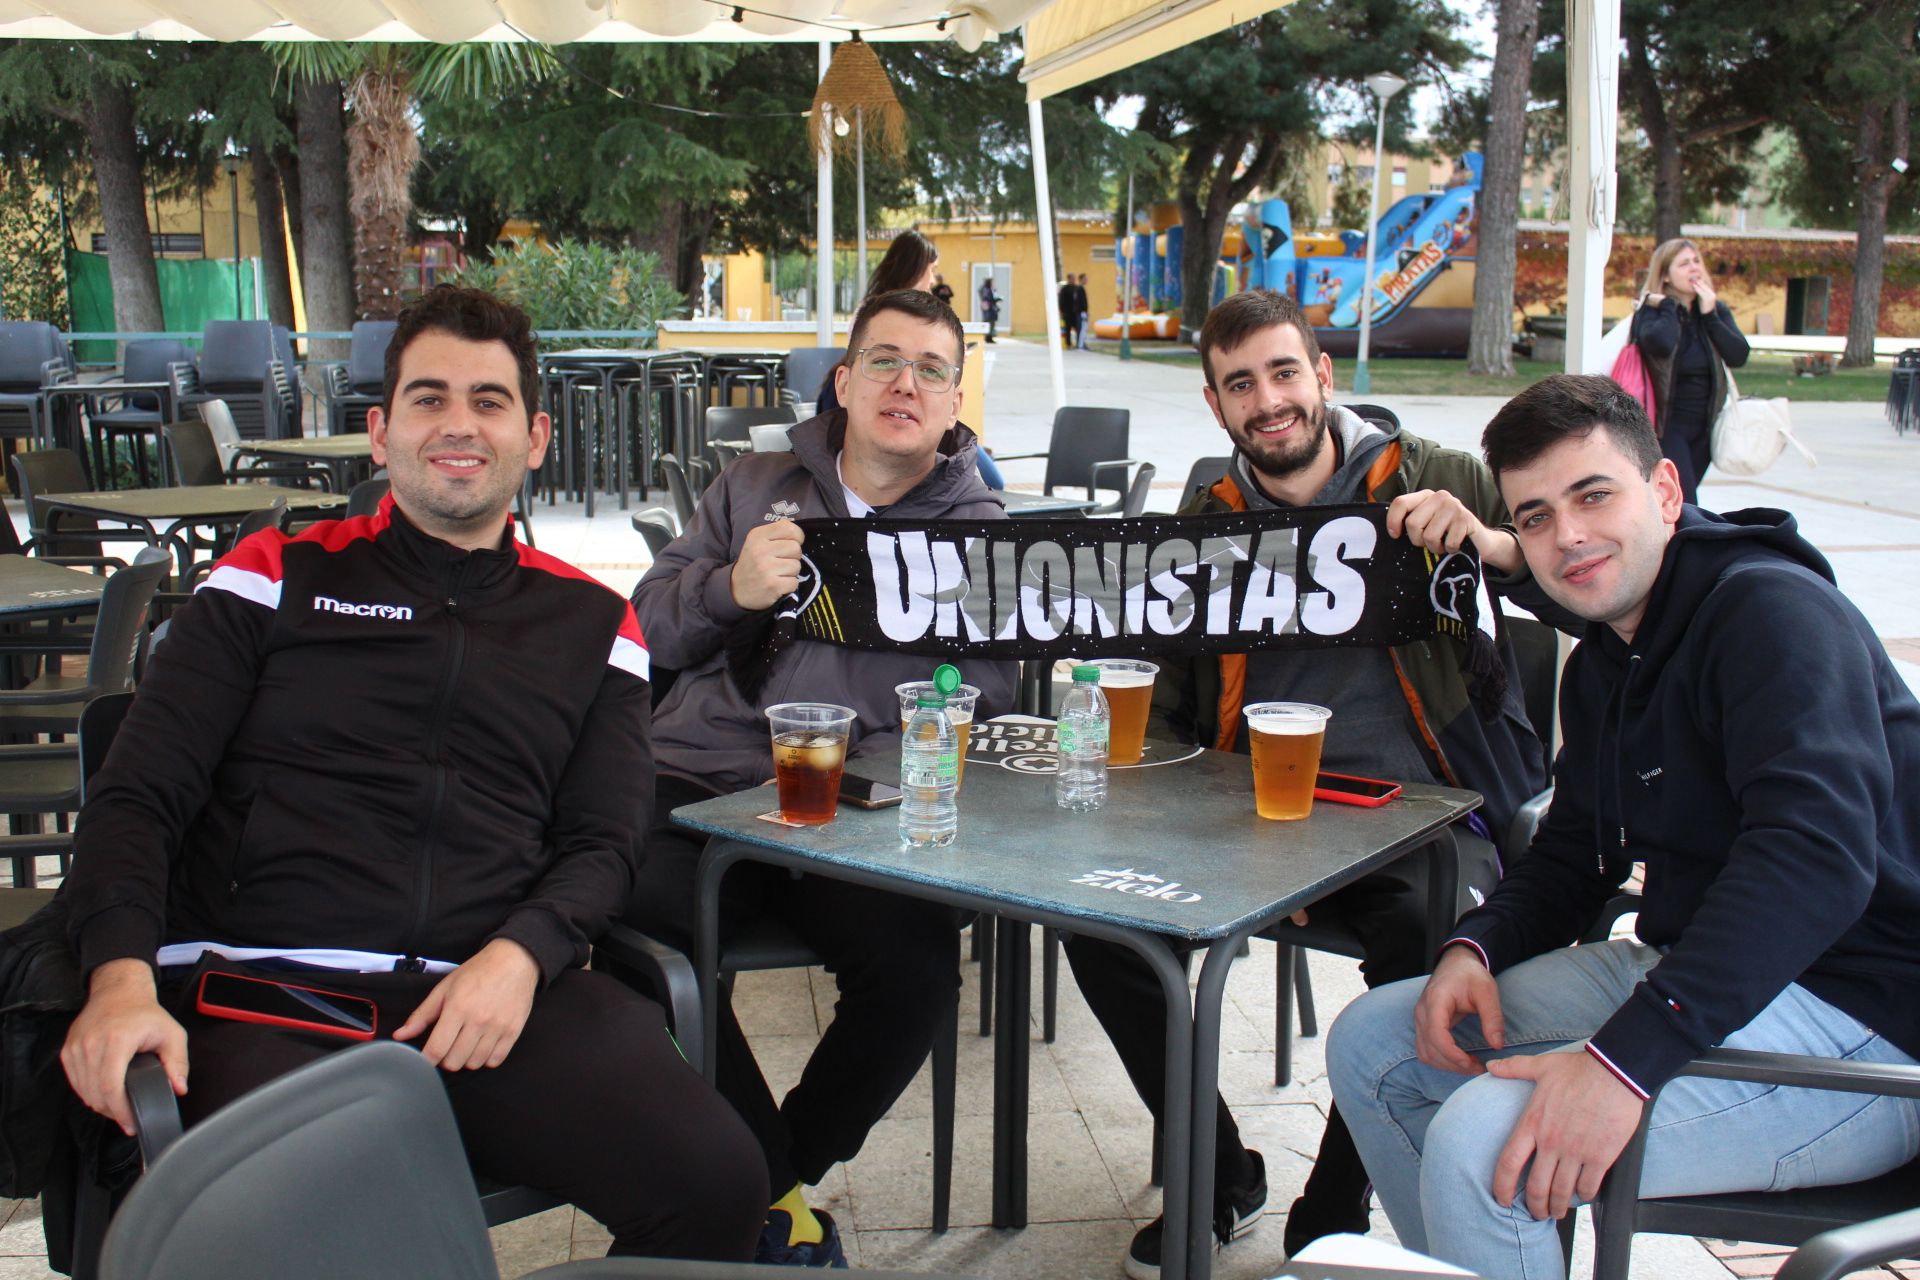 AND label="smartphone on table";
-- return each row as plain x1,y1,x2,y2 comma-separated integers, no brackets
195,970,378,1040
1313,772,1403,807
